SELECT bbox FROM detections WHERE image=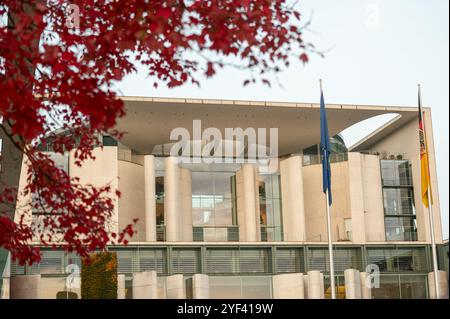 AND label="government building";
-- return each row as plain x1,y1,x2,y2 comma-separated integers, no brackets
1,97,448,299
